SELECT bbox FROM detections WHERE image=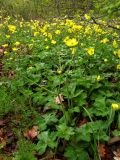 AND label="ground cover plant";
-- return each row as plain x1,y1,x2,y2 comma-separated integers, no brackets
0,14,120,160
